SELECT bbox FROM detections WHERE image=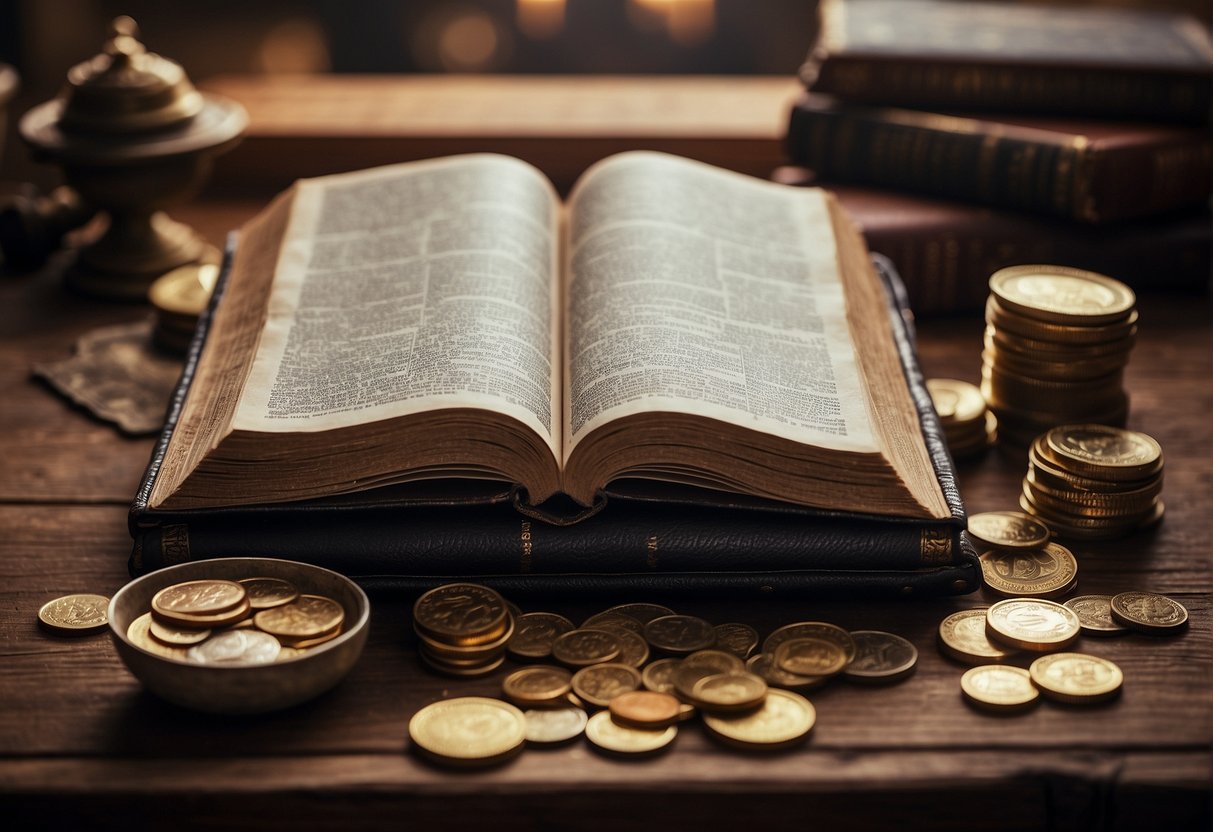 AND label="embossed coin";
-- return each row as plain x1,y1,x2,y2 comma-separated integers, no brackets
186,629,281,665
713,623,760,659
979,542,1078,599
989,265,1135,325
702,688,816,751
967,511,1051,550
641,657,682,693
763,621,856,664
152,597,252,629
961,665,1039,712
506,612,575,660
1045,425,1163,482
986,598,1081,652
1064,595,1129,636
501,665,573,706
152,579,246,616
843,631,918,684
255,594,344,640
603,602,676,624
690,672,768,714
37,593,110,635
237,577,299,610
412,583,509,647
1110,591,1189,634
1029,653,1123,704
938,609,1021,665
773,637,848,677
148,617,212,646
409,697,526,765
643,614,717,655
745,652,831,691
551,629,622,668
584,710,677,755
609,690,683,729
571,663,643,708
592,627,650,668
126,612,188,660
523,707,588,744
